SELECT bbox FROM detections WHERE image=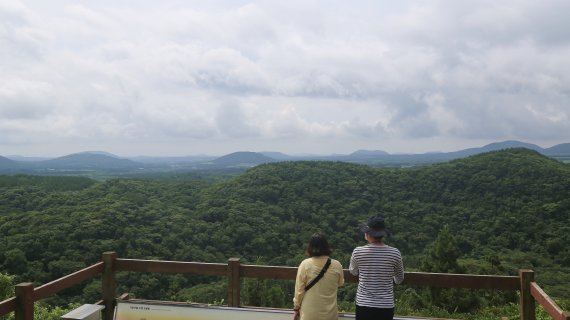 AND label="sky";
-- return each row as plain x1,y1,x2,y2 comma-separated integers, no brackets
1,0,569,157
